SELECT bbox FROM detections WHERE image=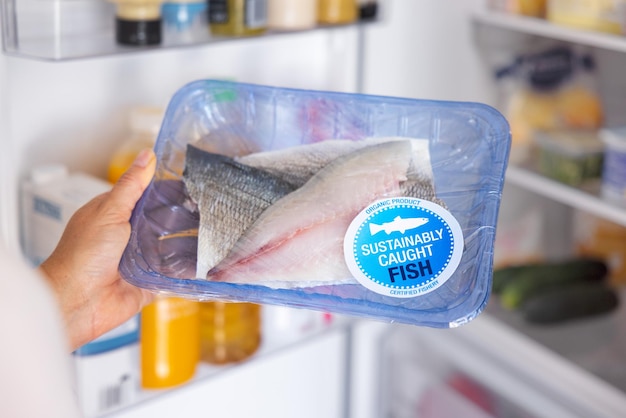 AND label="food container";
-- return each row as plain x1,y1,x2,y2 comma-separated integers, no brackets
574,211,626,286
534,130,604,187
488,0,547,17
600,127,626,206
120,80,510,328
547,0,623,34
